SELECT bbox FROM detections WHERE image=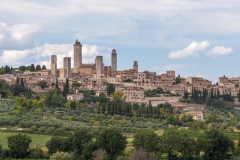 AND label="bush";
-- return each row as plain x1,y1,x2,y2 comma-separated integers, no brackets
236,123,240,130
28,149,44,159
30,126,38,132
38,126,47,132
53,128,66,136
50,151,71,160
46,127,55,134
